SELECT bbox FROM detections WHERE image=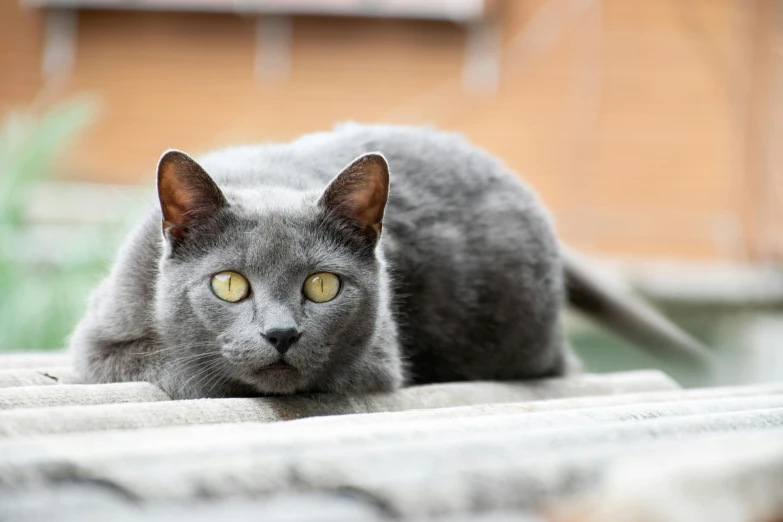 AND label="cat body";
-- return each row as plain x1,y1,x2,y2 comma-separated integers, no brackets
71,124,571,399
